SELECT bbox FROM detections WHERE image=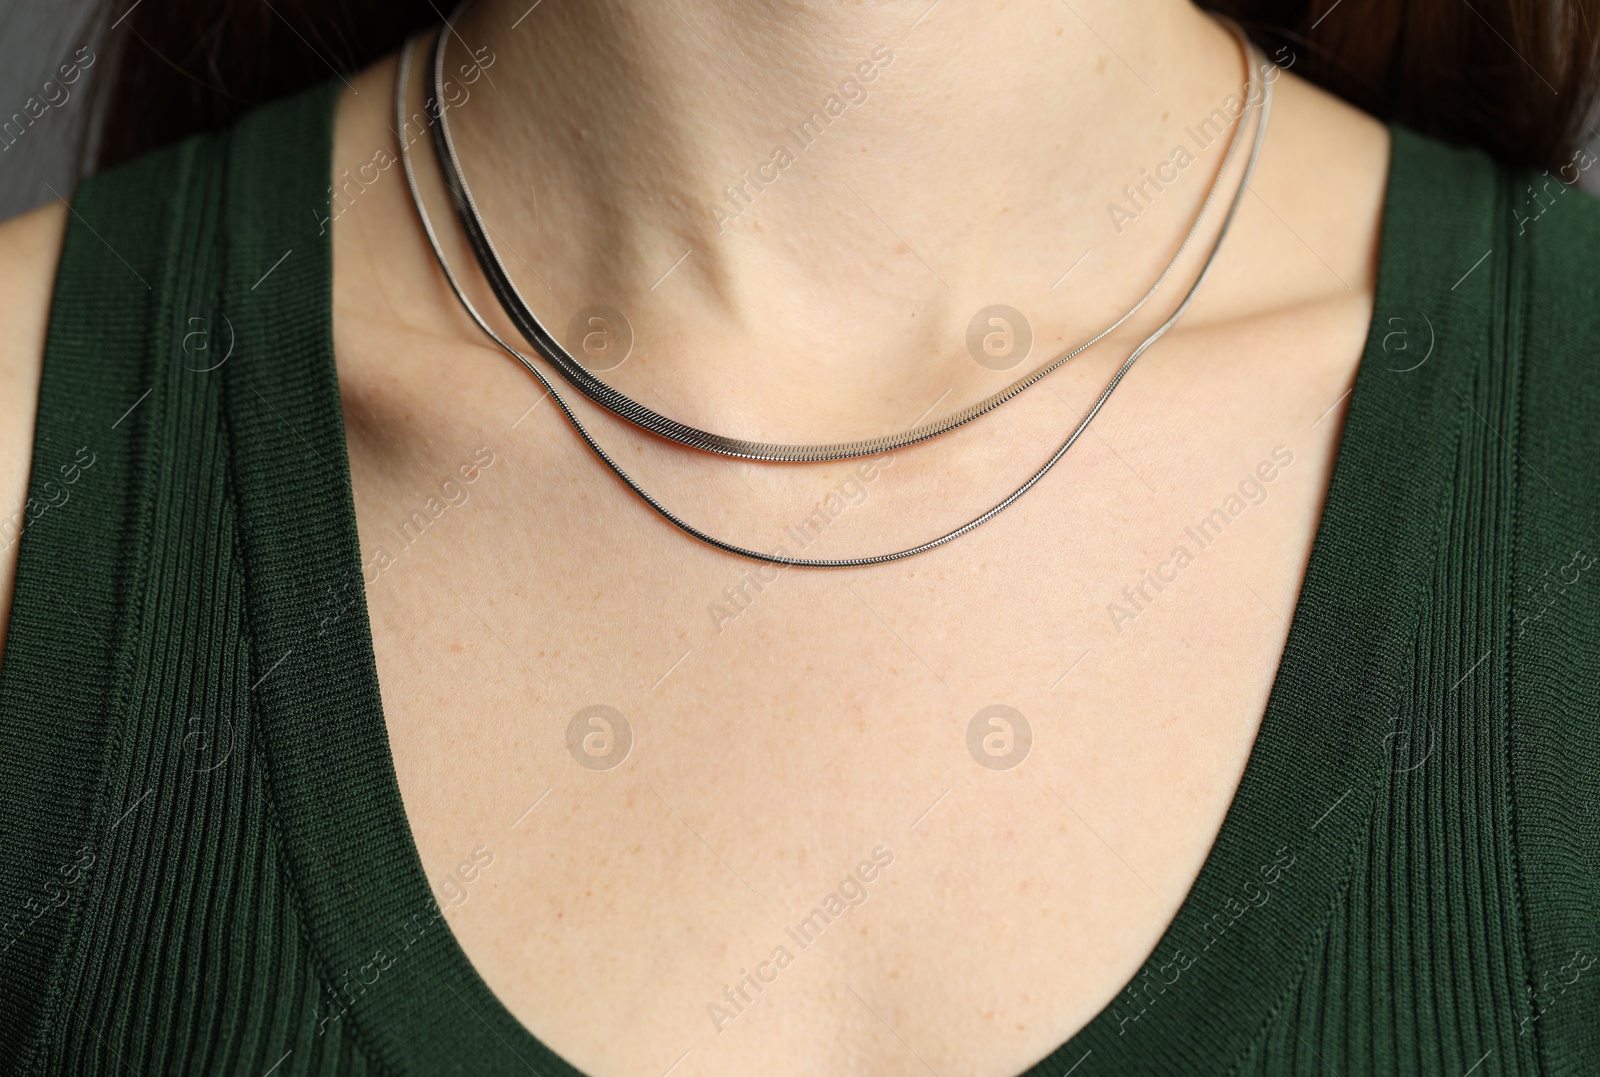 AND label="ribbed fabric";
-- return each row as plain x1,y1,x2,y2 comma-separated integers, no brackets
0,103,371,1076
0,83,1596,1076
